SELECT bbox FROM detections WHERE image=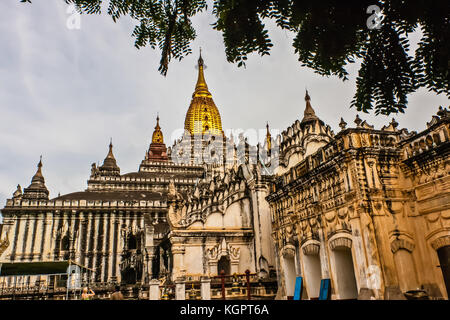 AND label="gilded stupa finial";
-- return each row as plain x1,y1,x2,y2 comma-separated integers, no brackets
184,49,223,136
194,49,210,98
152,114,164,143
